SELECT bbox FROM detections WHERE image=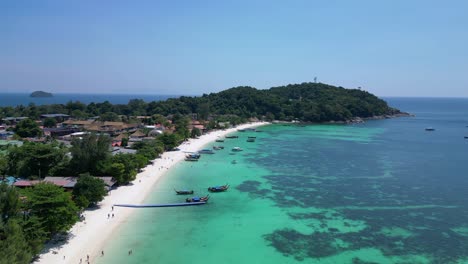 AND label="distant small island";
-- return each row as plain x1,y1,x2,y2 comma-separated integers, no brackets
30,91,53,97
